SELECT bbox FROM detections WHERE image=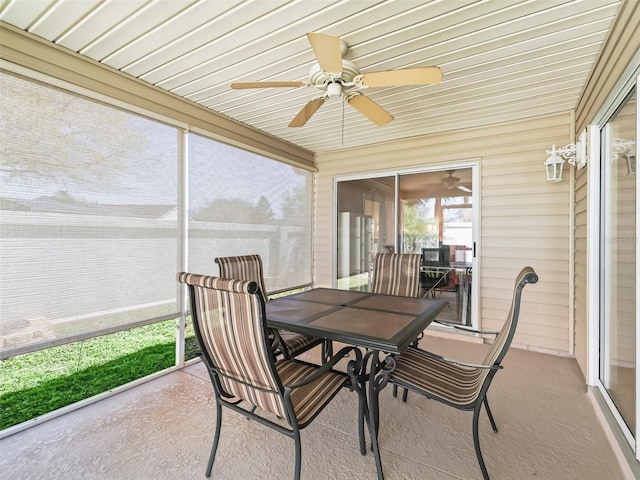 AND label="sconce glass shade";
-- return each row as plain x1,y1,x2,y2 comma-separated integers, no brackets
612,138,636,176
545,148,565,182
544,133,588,182
626,154,636,176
